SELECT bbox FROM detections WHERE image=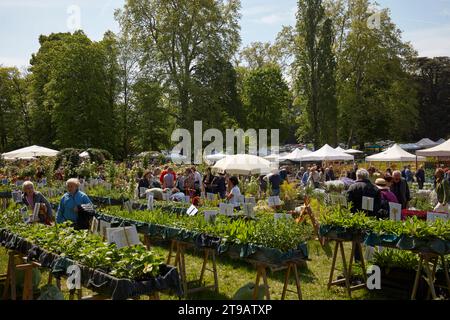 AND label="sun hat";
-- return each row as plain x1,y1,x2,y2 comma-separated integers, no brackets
375,178,389,190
